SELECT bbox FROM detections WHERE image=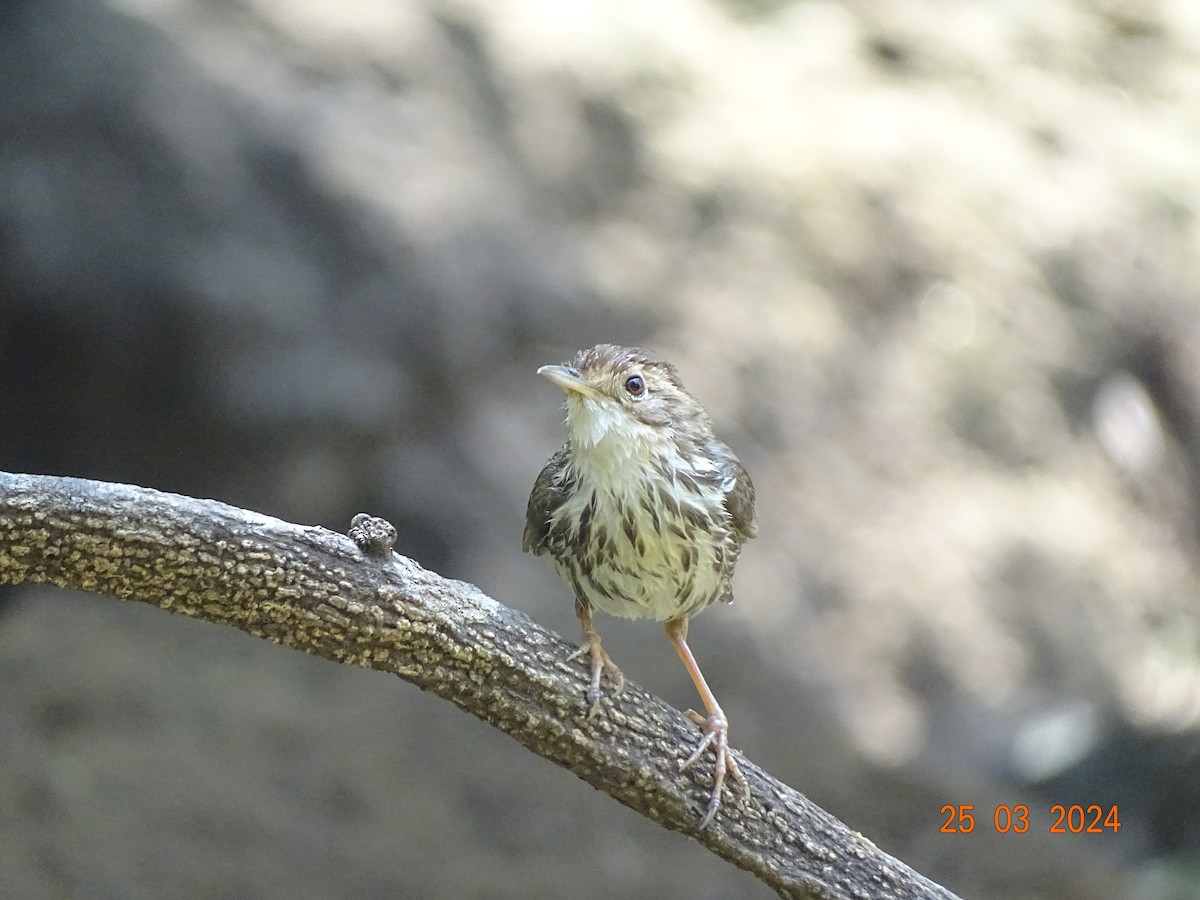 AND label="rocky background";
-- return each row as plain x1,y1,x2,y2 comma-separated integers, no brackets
3,0,1199,897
